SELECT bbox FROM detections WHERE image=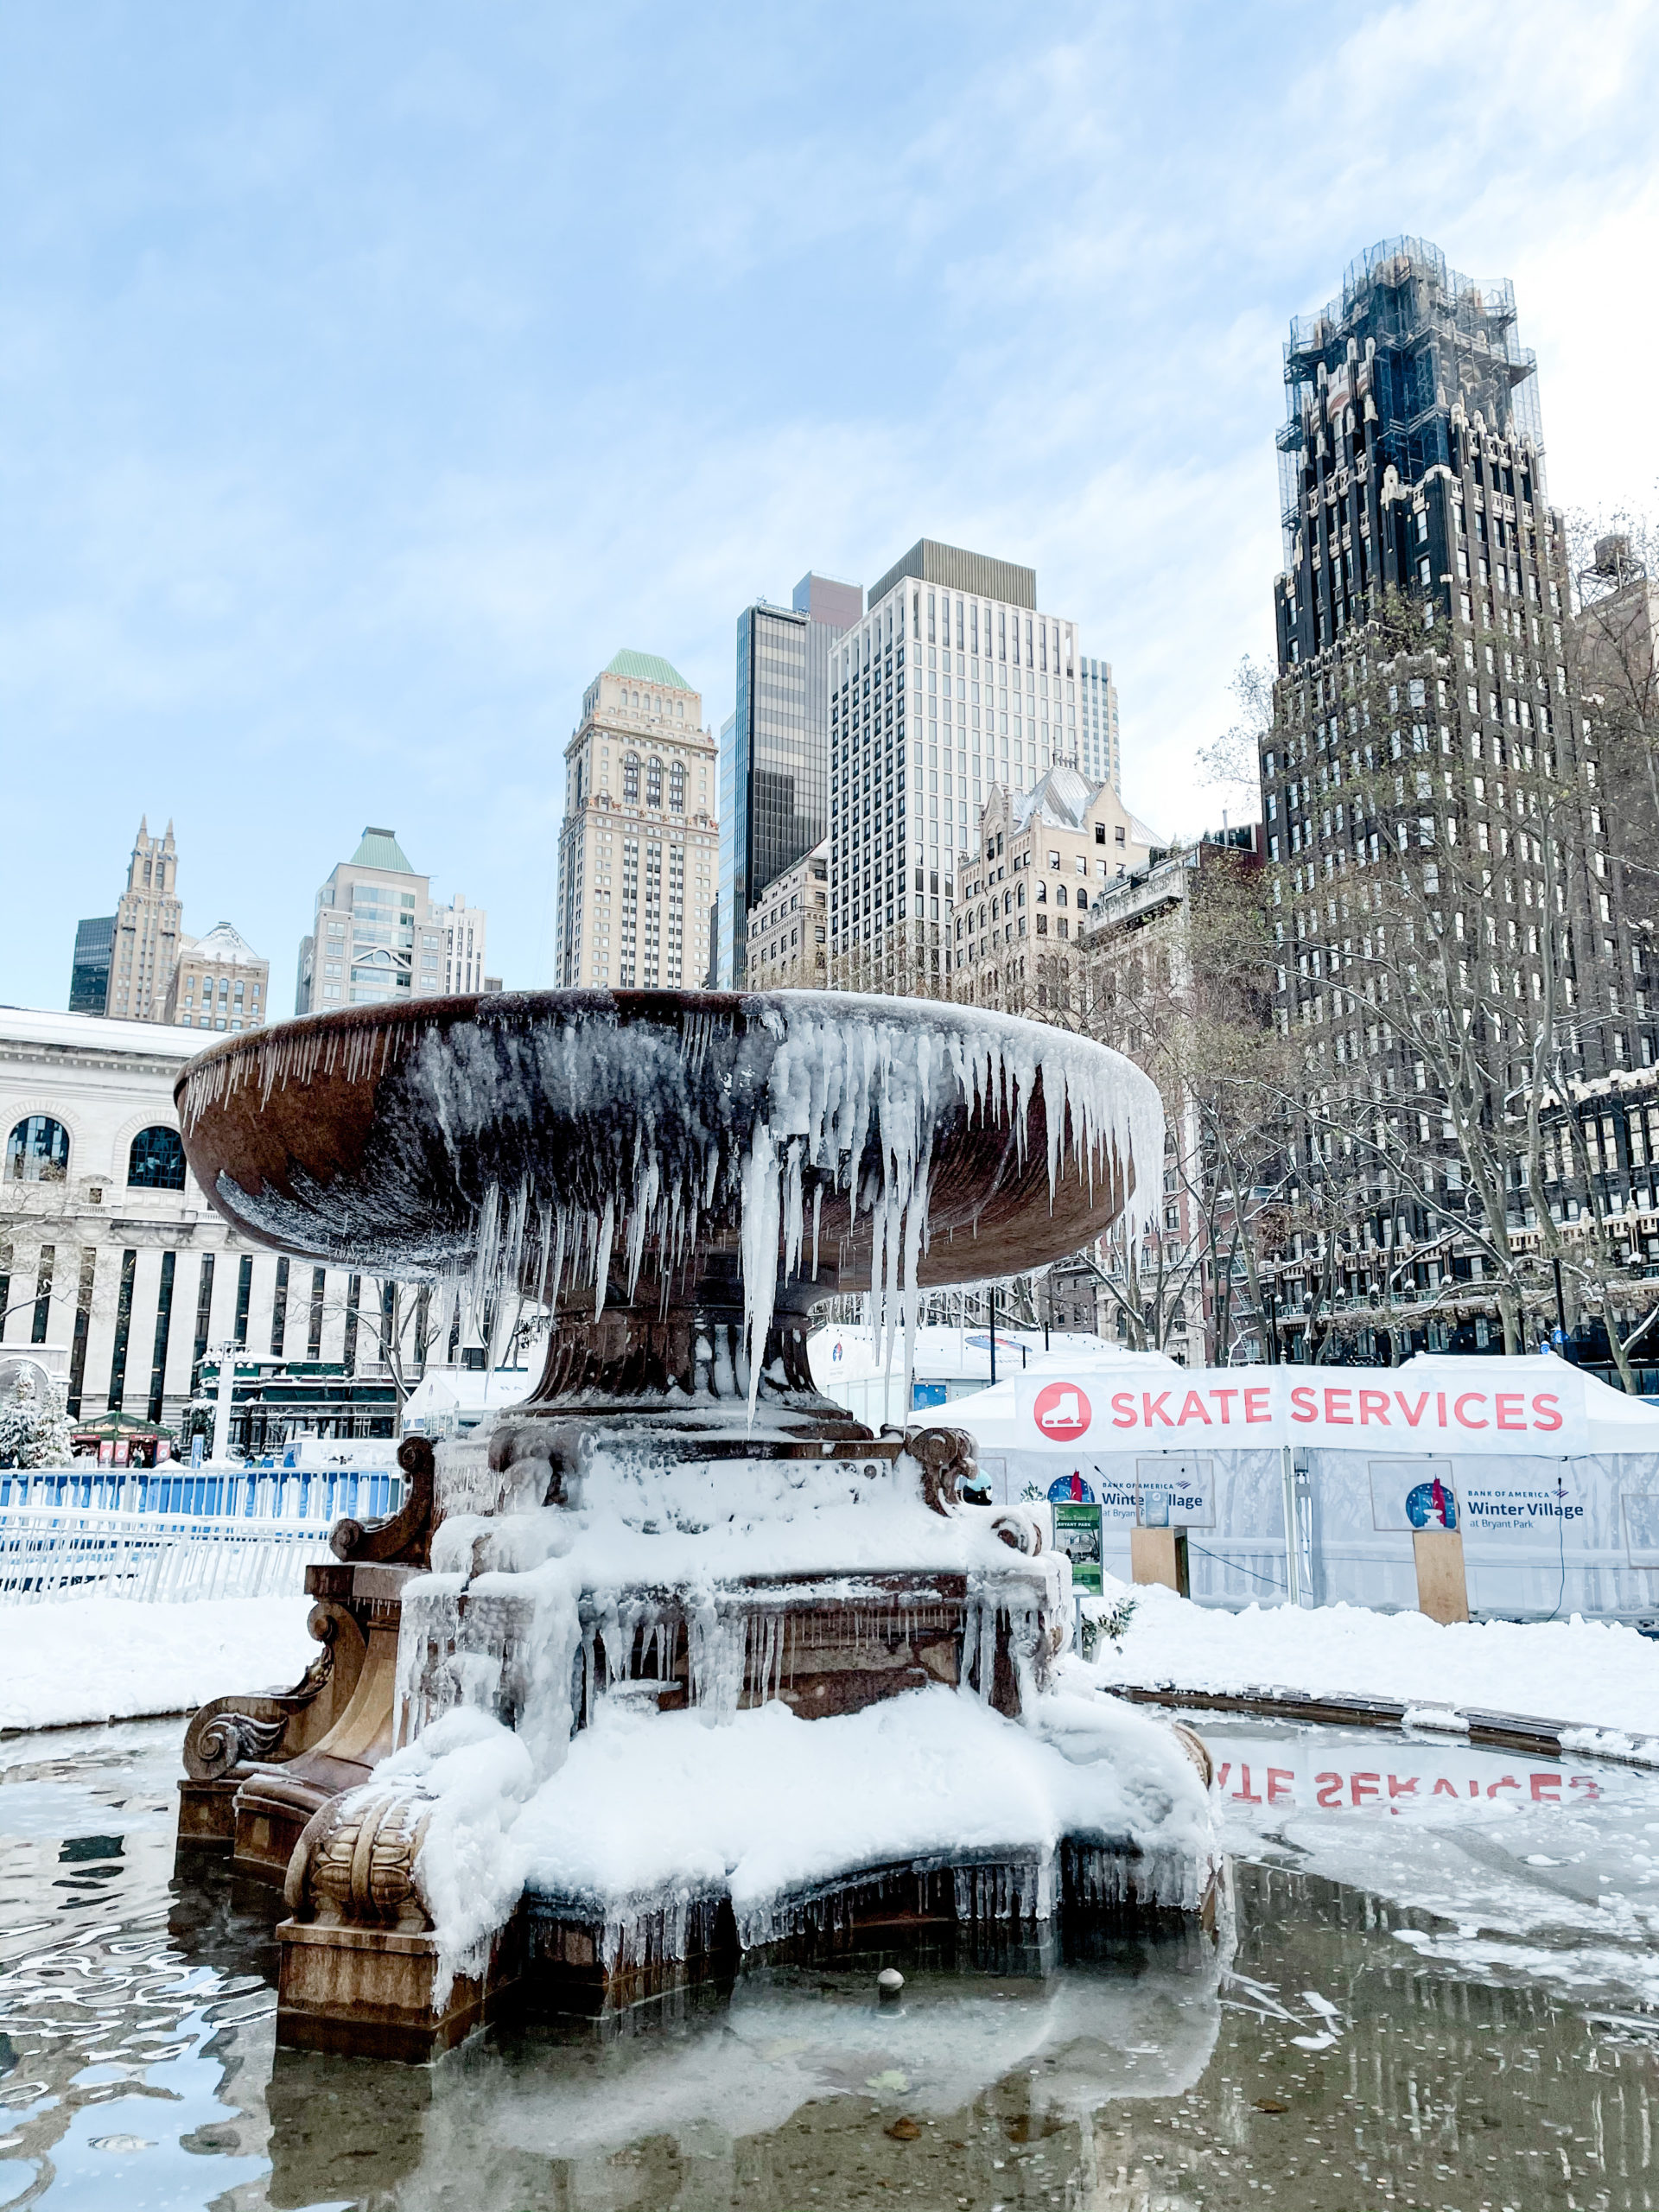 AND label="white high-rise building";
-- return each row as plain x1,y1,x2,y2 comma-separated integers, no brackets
556,652,718,989
295,829,490,1015
436,893,489,996
1077,656,1122,791
827,540,1083,999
